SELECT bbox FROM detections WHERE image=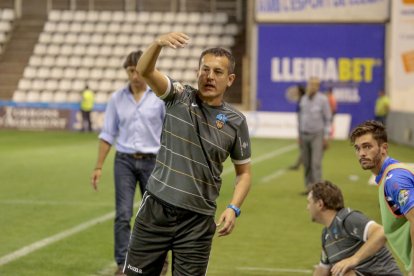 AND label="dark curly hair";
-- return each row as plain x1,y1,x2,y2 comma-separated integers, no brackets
349,120,387,145
309,181,344,211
